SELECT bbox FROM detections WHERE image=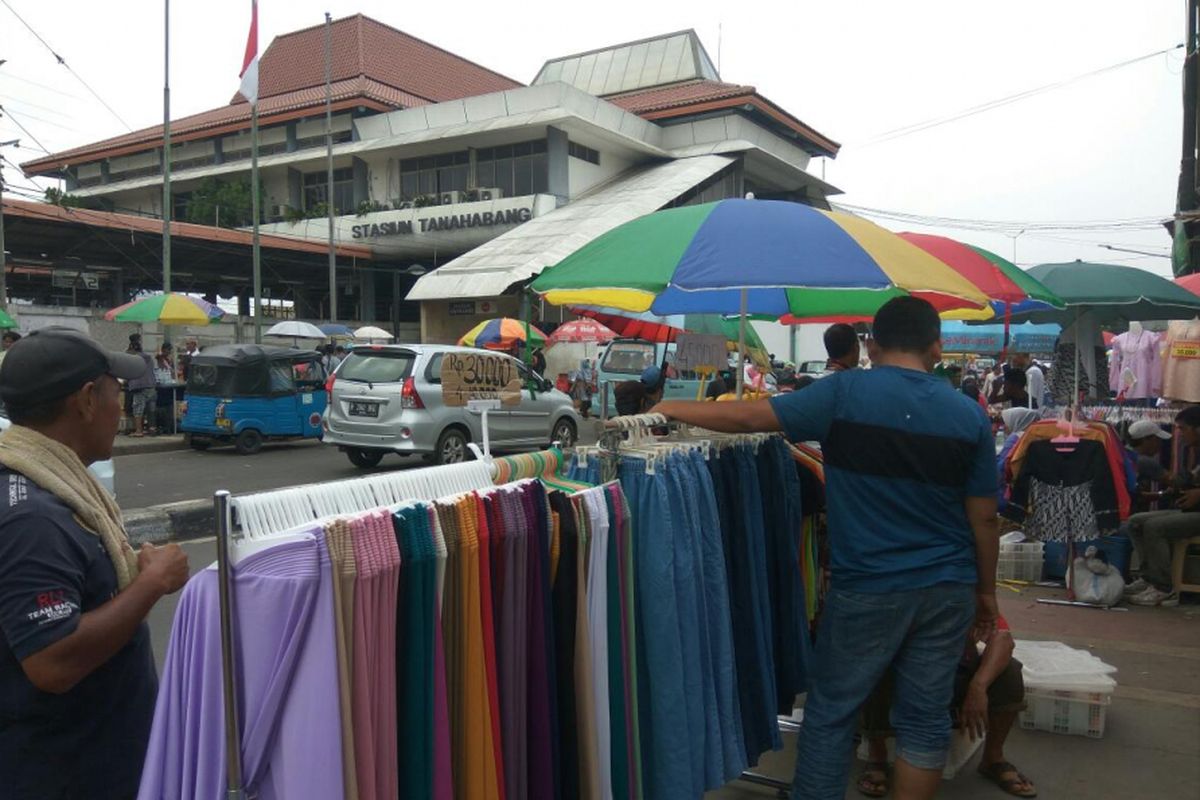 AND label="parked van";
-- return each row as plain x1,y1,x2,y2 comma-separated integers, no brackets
594,338,716,412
